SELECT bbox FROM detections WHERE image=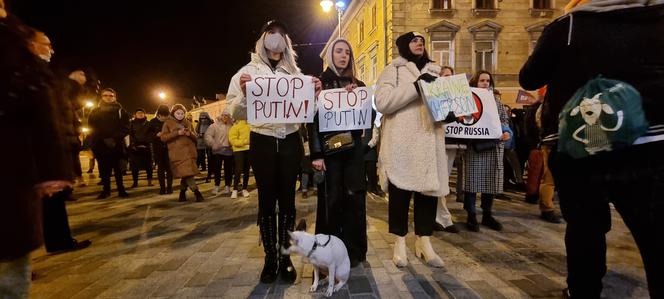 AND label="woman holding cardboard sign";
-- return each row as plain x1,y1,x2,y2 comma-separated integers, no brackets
462,71,511,232
375,32,449,268
225,20,321,284
308,38,369,268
